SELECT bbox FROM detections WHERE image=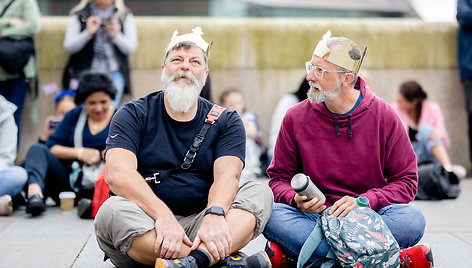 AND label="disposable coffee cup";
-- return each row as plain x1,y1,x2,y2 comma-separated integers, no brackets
59,191,76,212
